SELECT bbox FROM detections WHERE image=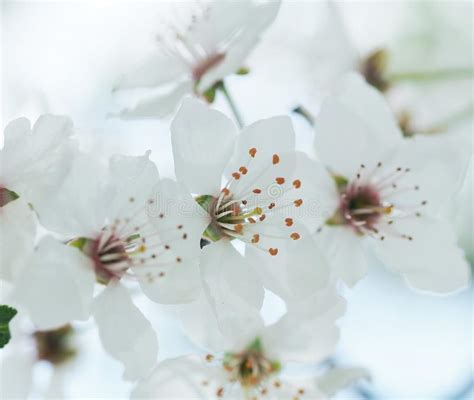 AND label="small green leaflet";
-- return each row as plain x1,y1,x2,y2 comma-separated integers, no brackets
0,305,17,349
